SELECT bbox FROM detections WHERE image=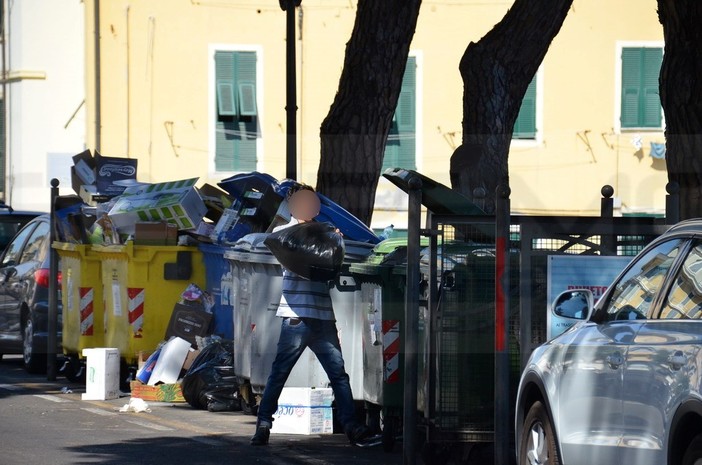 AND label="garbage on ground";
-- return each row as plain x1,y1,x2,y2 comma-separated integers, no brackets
181,339,239,412
164,284,215,346
118,397,152,413
145,337,191,386
60,387,73,394
81,348,120,401
270,387,334,435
